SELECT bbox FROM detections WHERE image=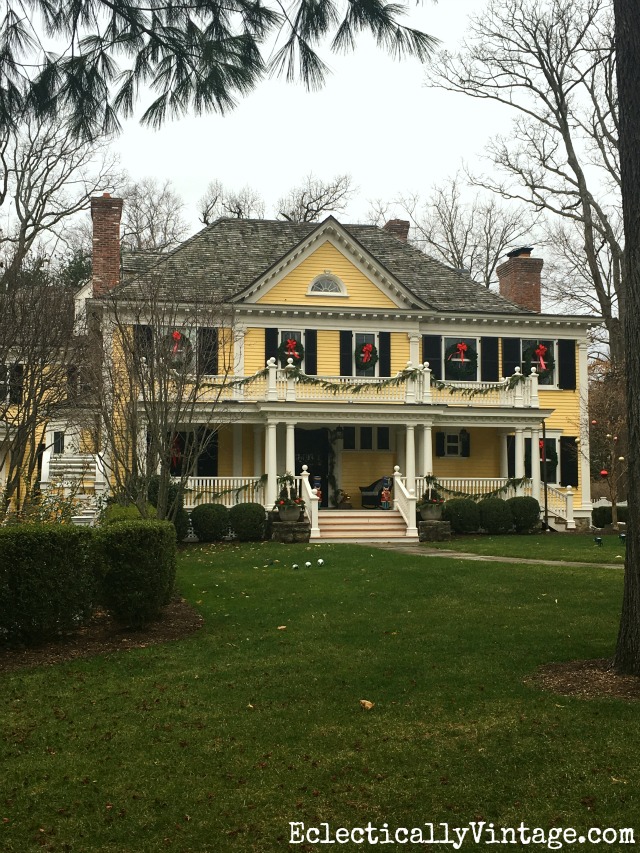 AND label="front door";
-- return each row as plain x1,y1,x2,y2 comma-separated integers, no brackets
295,427,329,507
